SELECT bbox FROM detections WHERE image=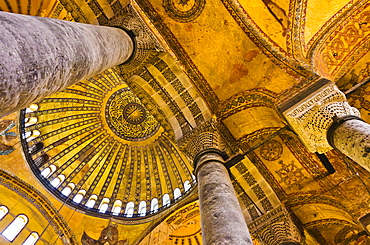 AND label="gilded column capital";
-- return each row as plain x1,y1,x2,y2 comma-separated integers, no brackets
280,79,360,153
249,205,302,245
177,118,228,161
